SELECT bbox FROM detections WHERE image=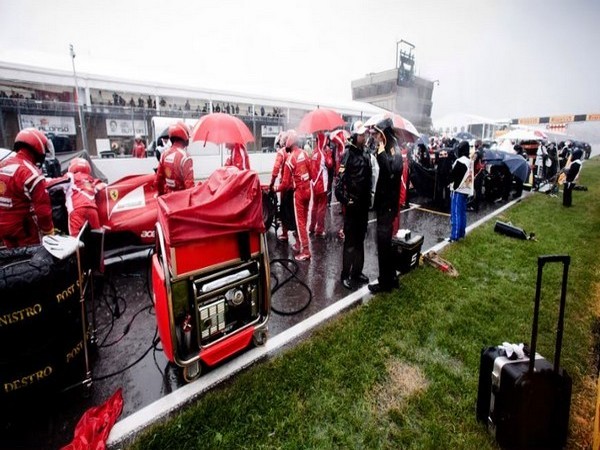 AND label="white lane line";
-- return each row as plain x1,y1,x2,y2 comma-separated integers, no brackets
107,196,522,448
